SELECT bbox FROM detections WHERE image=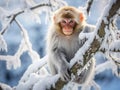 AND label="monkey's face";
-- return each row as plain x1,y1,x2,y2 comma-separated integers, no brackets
60,17,76,36
53,6,84,36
